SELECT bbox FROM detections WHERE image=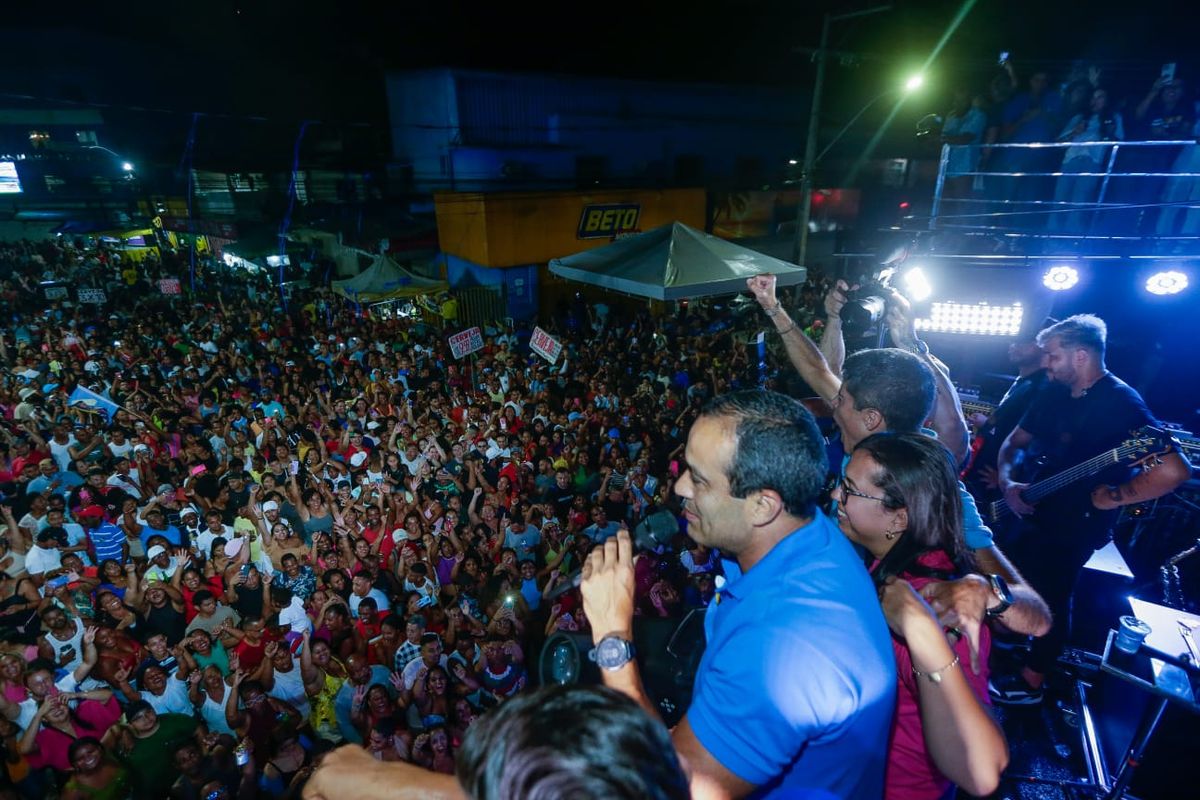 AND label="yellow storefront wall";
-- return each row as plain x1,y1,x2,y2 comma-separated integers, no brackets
434,188,706,268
